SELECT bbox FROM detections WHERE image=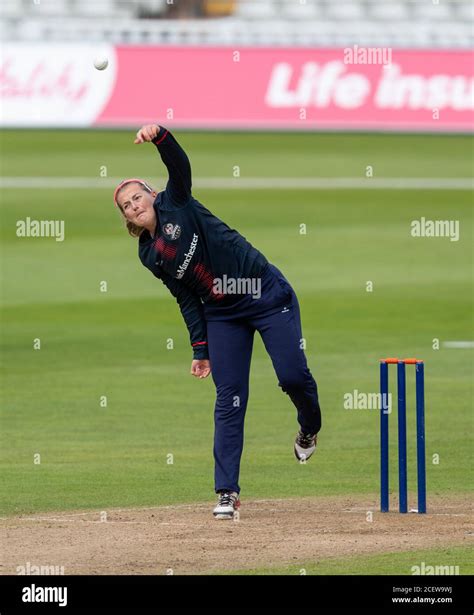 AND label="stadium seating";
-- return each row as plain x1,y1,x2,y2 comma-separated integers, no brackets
1,0,472,49
368,3,409,21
